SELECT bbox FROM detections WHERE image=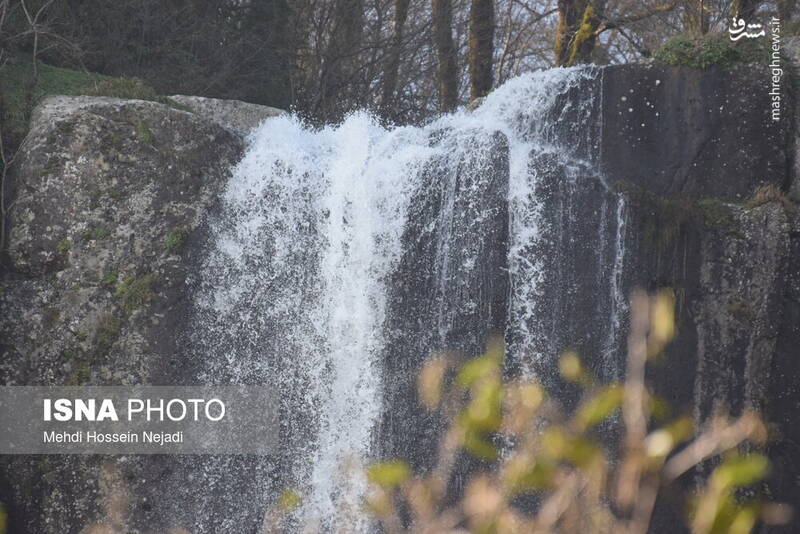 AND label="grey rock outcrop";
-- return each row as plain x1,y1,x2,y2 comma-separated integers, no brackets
0,95,244,533
3,95,242,385
168,95,285,134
